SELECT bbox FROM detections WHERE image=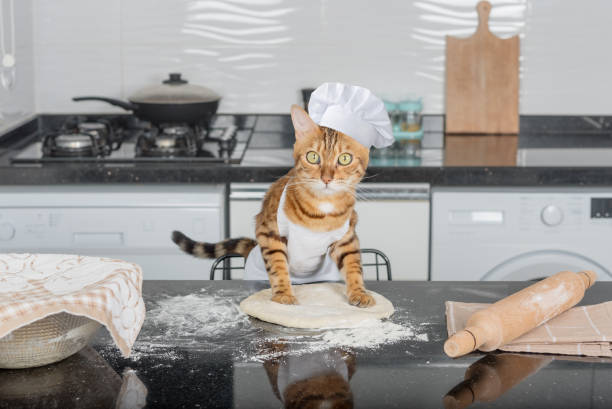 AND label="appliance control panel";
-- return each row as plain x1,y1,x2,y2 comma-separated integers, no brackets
0,207,222,250
519,195,584,229
591,198,612,218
